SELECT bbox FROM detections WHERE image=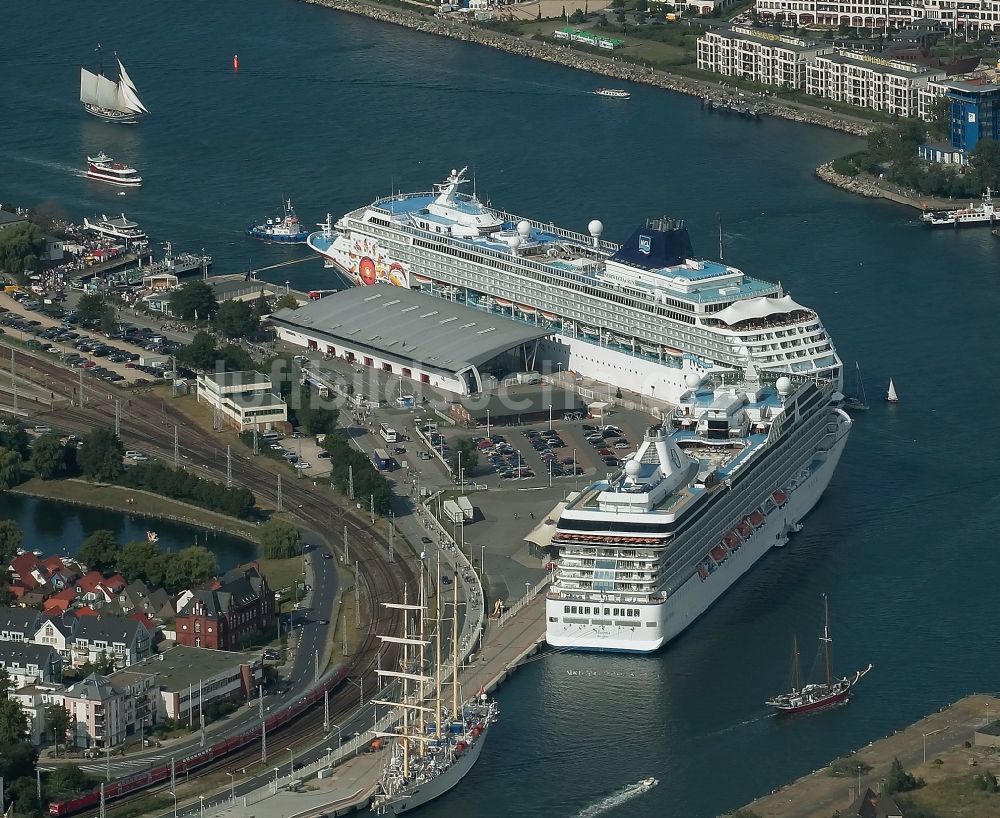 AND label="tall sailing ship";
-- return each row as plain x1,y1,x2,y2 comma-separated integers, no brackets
372,563,498,814
307,166,843,403
545,367,852,652
80,51,148,124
